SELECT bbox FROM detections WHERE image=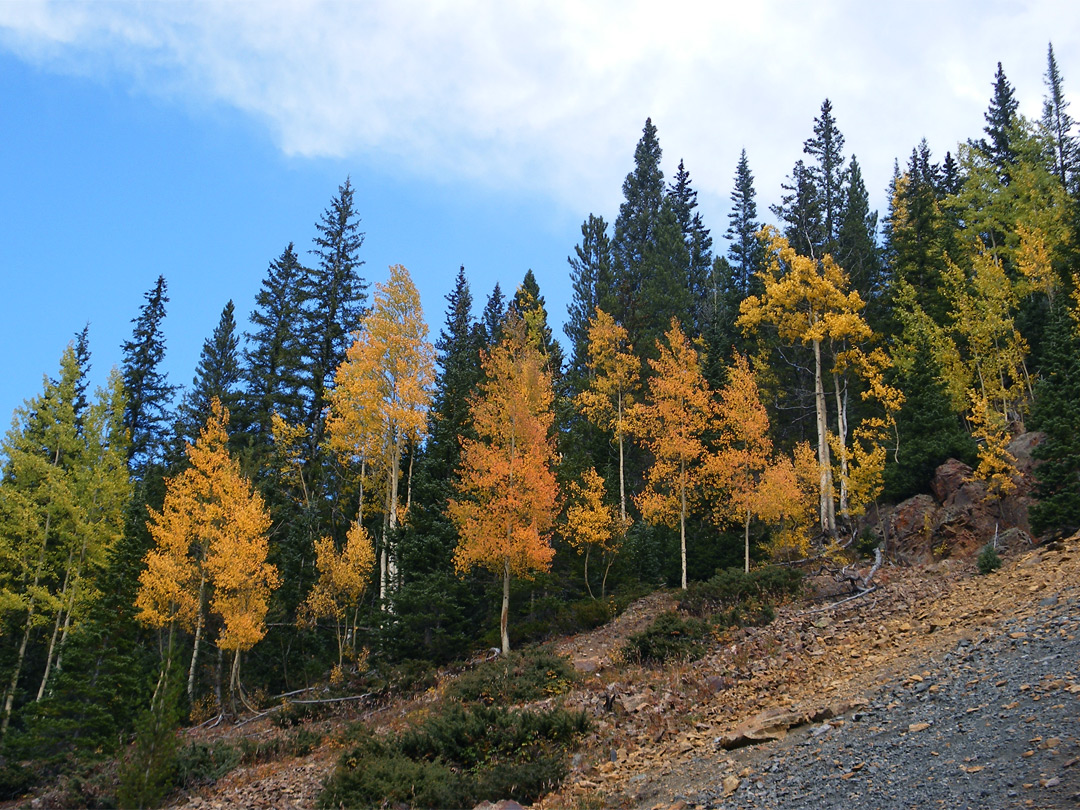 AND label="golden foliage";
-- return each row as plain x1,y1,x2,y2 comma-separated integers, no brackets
137,401,279,653
449,315,558,580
